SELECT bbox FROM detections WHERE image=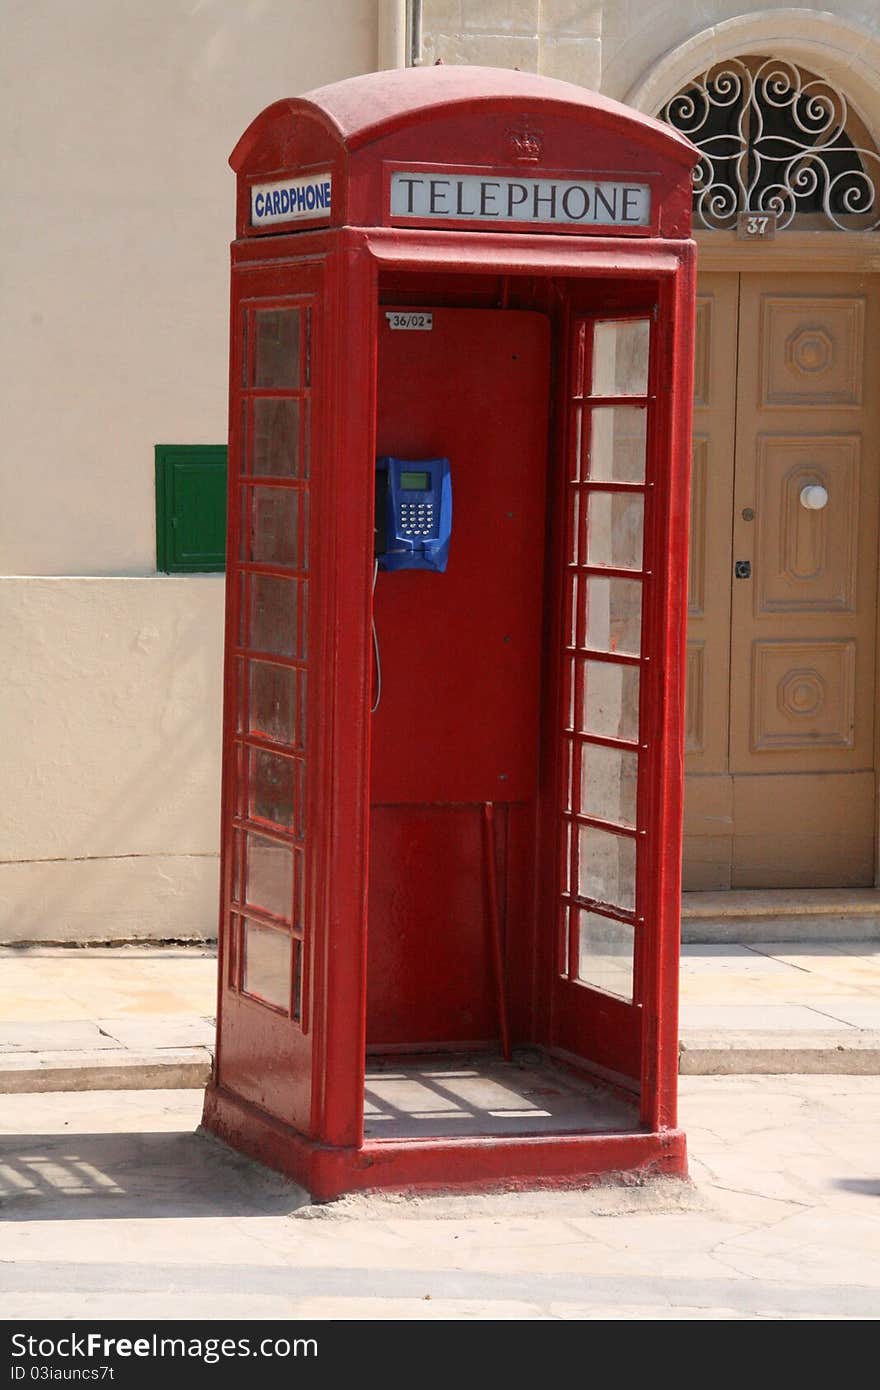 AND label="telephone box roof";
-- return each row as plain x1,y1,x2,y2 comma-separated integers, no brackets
230,64,697,170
